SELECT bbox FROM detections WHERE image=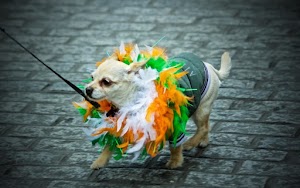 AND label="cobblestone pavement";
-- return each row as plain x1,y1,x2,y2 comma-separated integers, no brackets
0,0,300,187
